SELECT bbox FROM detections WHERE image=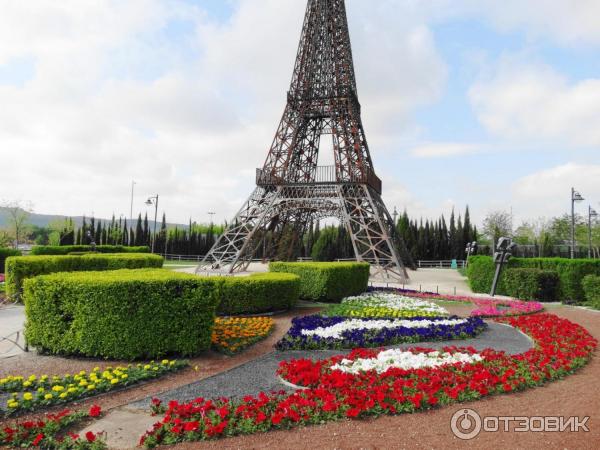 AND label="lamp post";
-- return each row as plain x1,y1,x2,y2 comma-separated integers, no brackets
392,207,398,225
145,195,159,253
490,237,516,297
589,206,598,259
571,188,584,259
130,180,136,223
